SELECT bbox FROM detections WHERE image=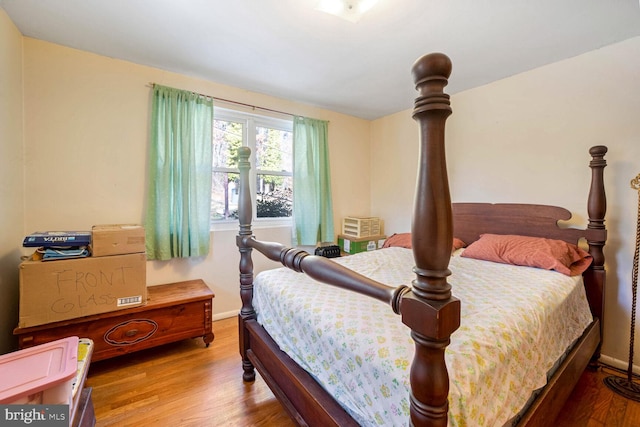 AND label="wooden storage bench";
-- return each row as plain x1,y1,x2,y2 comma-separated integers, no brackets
14,279,215,361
